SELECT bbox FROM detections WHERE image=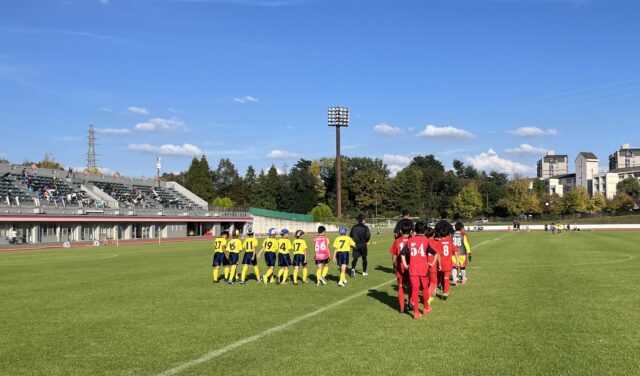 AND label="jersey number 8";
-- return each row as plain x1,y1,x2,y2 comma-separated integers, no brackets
443,244,450,256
